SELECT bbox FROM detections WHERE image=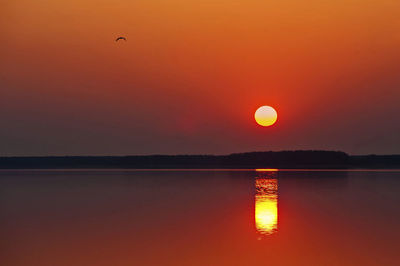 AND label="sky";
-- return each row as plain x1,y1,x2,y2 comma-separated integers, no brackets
1,0,399,156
